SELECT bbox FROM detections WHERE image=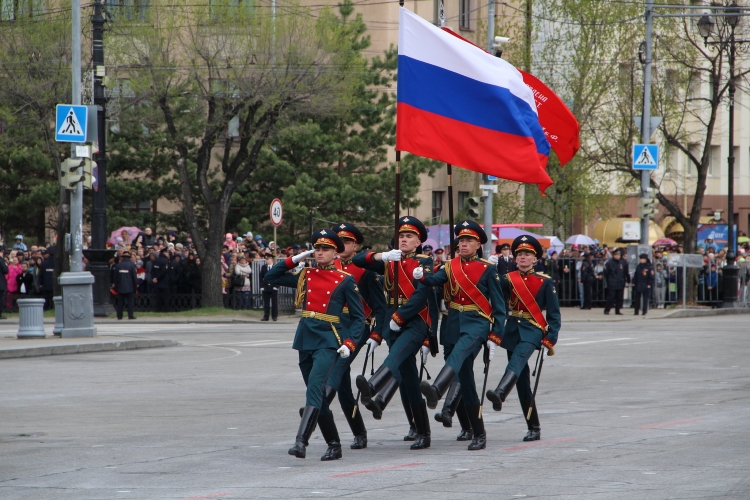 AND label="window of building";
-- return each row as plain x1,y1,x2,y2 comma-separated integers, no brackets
432,190,444,221
1,0,44,20
106,0,149,22
733,146,740,177
459,0,472,31
210,0,254,21
458,191,470,210
709,144,721,177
